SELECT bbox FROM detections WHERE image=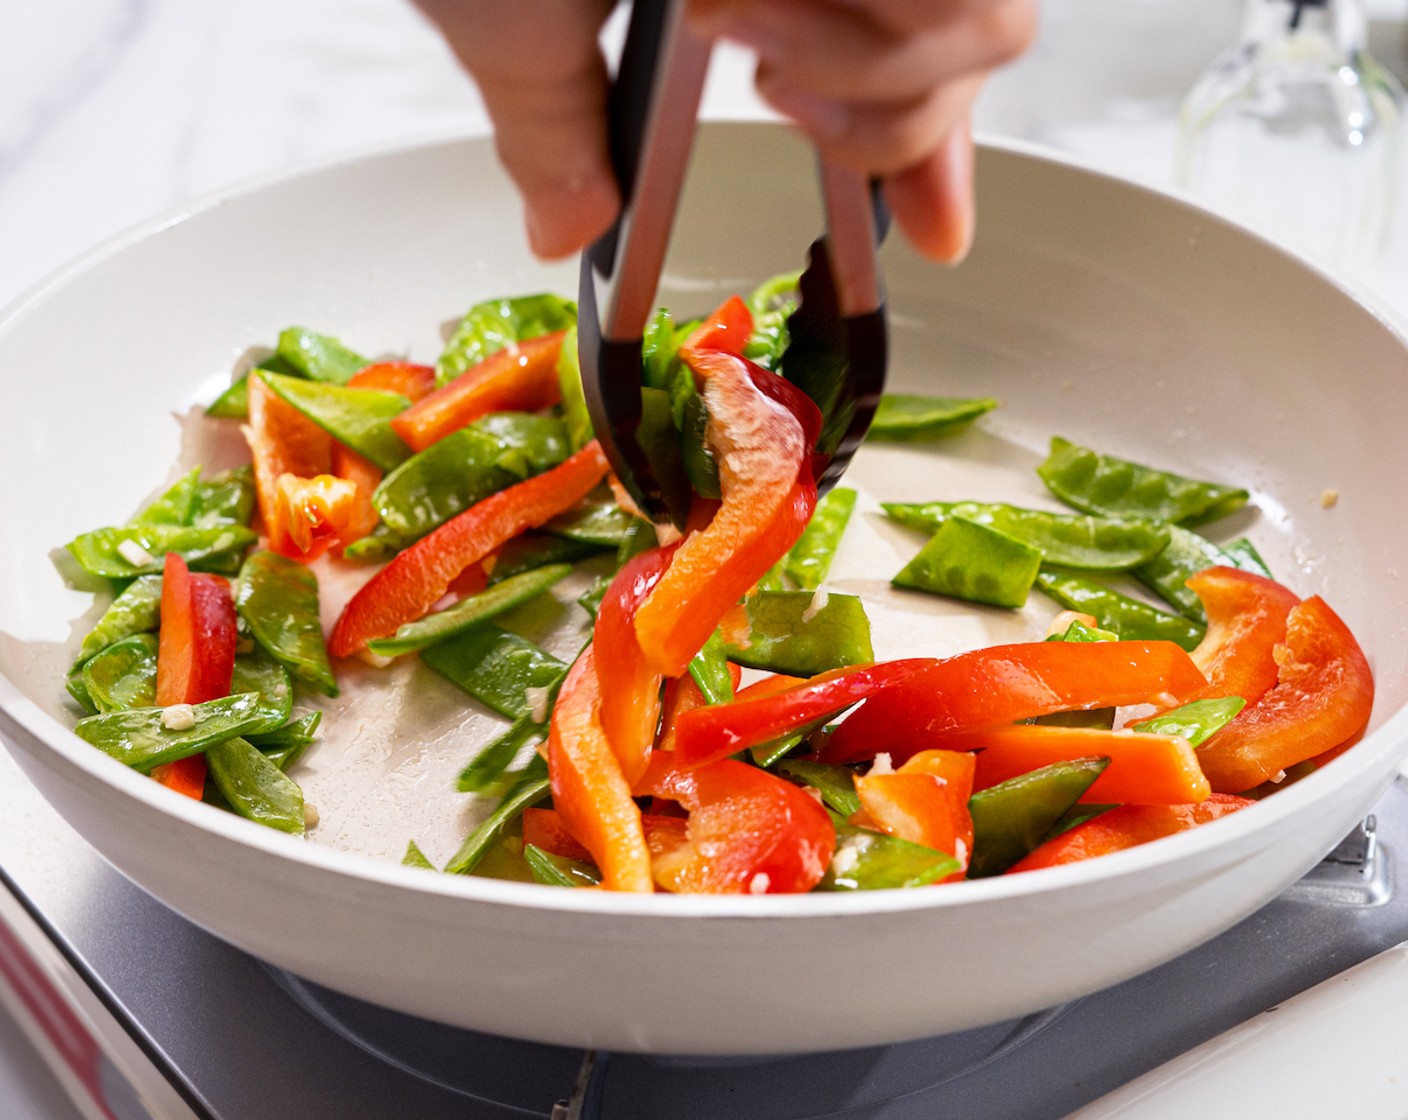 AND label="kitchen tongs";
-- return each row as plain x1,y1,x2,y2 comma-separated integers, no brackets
578,0,889,529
